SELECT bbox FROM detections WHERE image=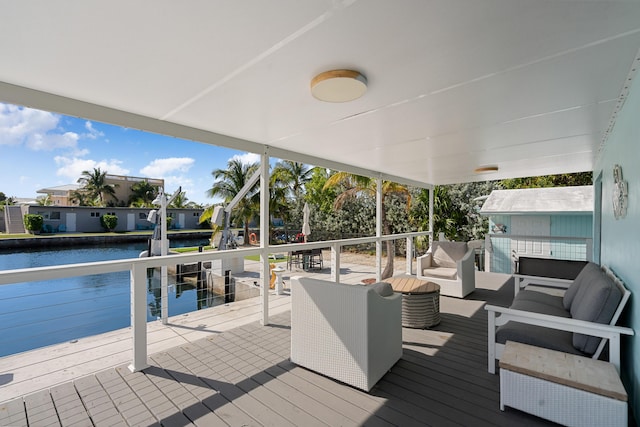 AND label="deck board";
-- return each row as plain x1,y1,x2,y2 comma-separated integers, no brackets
0,270,560,426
